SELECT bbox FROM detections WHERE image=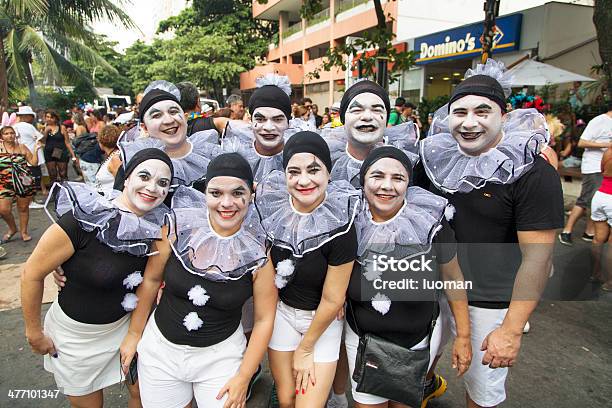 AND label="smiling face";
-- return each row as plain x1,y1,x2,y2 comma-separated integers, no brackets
142,100,188,148
122,159,172,216
206,176,252,237
449,95,505,156
344,93,387,145
251,107,288,154
364,158,409,221
285,153,329,213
